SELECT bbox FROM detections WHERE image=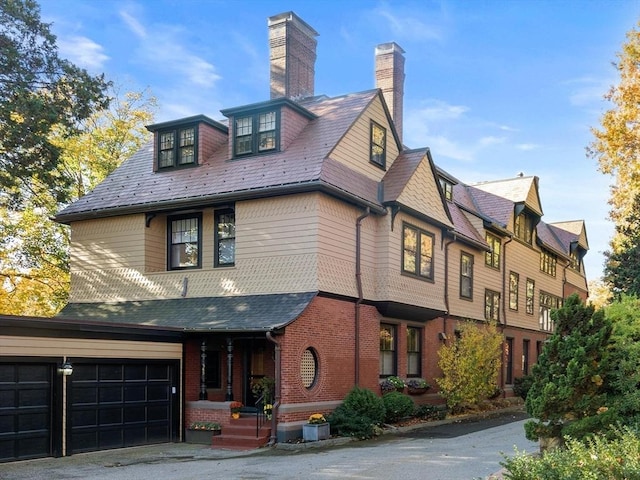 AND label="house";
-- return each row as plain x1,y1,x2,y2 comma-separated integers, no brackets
0,11,588,459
